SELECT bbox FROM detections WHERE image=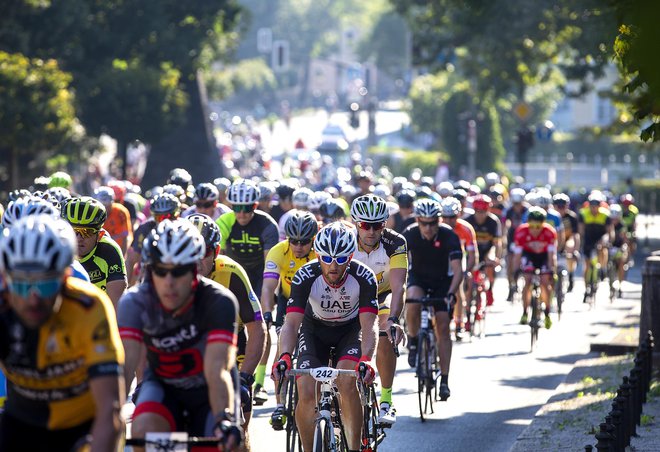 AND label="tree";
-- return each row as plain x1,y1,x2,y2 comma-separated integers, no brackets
0,51,76,189
613,0,660,142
